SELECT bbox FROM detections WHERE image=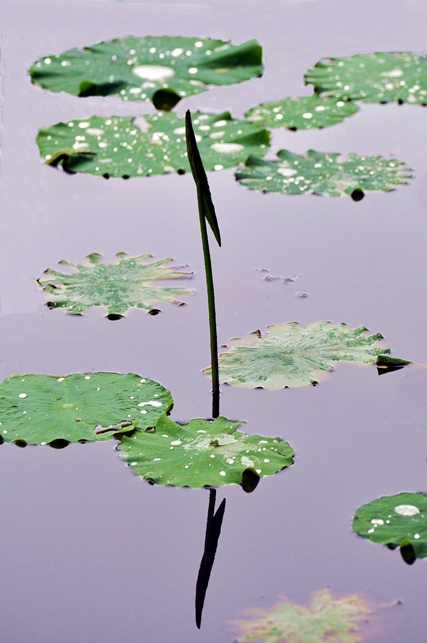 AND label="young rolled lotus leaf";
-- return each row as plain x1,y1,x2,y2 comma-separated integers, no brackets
234,587,378,643
117,414,294,489
245,94,358,130
37,252,193,318
0,372,173,445
37,112,269,178
305,52,427,105
205,322,410,390
353,492,427,562
235,150,412,200
29,35,263,110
